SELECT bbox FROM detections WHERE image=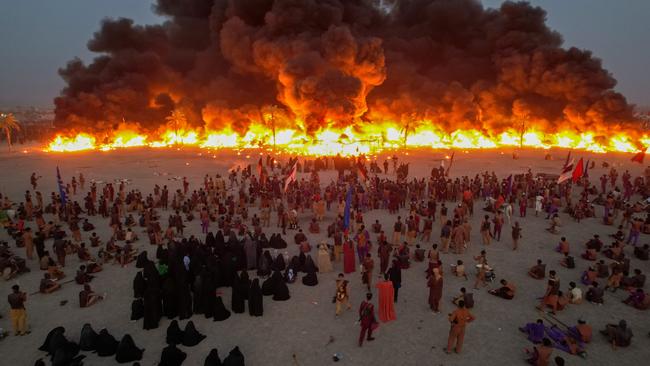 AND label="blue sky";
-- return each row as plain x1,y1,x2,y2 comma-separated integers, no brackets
0,0,648,108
